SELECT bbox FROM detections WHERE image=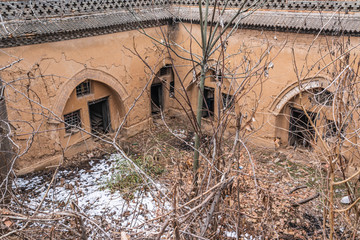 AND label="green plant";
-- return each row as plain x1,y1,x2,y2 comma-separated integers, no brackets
105,155,166,193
